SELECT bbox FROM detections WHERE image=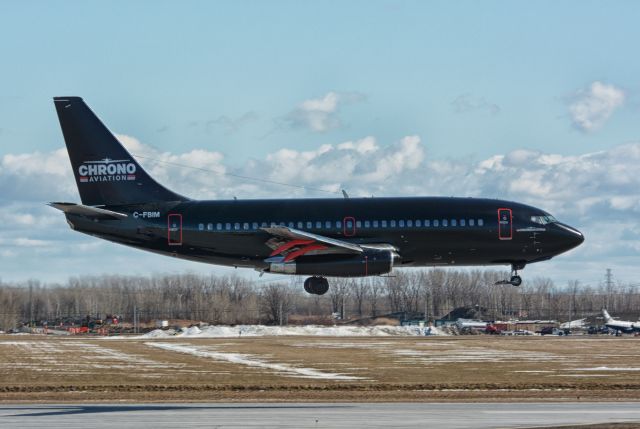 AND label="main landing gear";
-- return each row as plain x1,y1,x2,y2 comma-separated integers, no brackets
495,263,525,287
304,276,329,295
